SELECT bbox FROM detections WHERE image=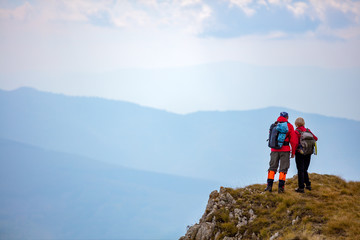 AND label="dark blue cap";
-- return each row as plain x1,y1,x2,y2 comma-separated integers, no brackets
280,112,288,118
